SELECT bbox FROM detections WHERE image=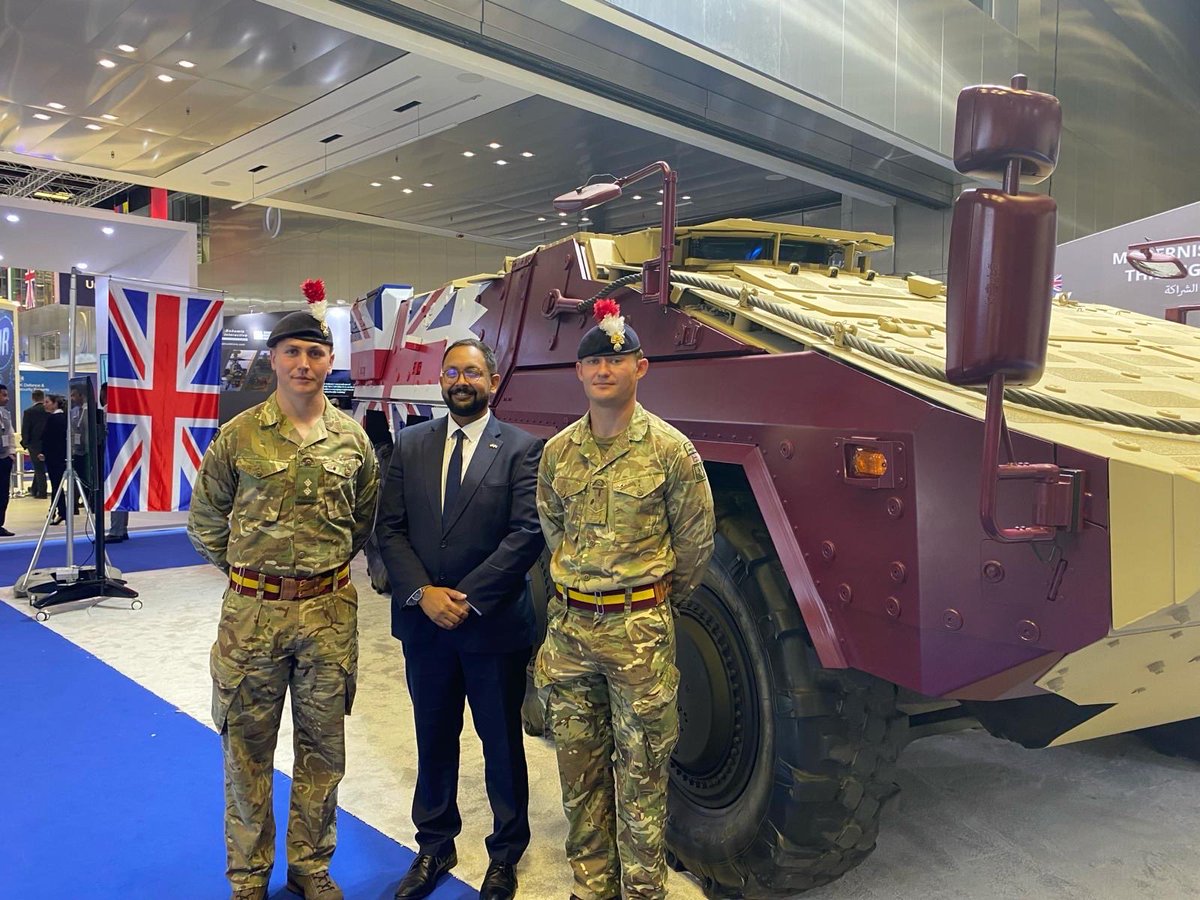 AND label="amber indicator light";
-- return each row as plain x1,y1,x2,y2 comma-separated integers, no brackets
850,447,888,478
